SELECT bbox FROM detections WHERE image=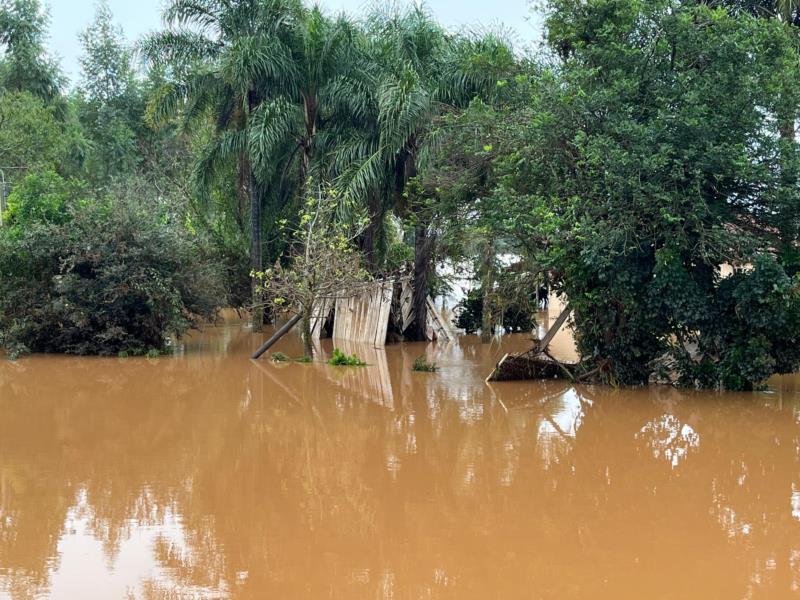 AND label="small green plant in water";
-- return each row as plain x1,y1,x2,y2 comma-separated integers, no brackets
412,356,437,372
328,348,366,366
294,355,313,363
145,349,160,359
271,352,290,362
